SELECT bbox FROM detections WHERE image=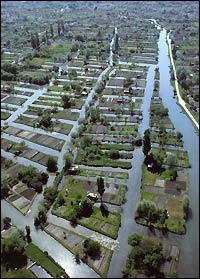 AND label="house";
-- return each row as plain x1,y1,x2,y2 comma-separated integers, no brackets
68,165,79,174
86,79,92,85
87,193,98,201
